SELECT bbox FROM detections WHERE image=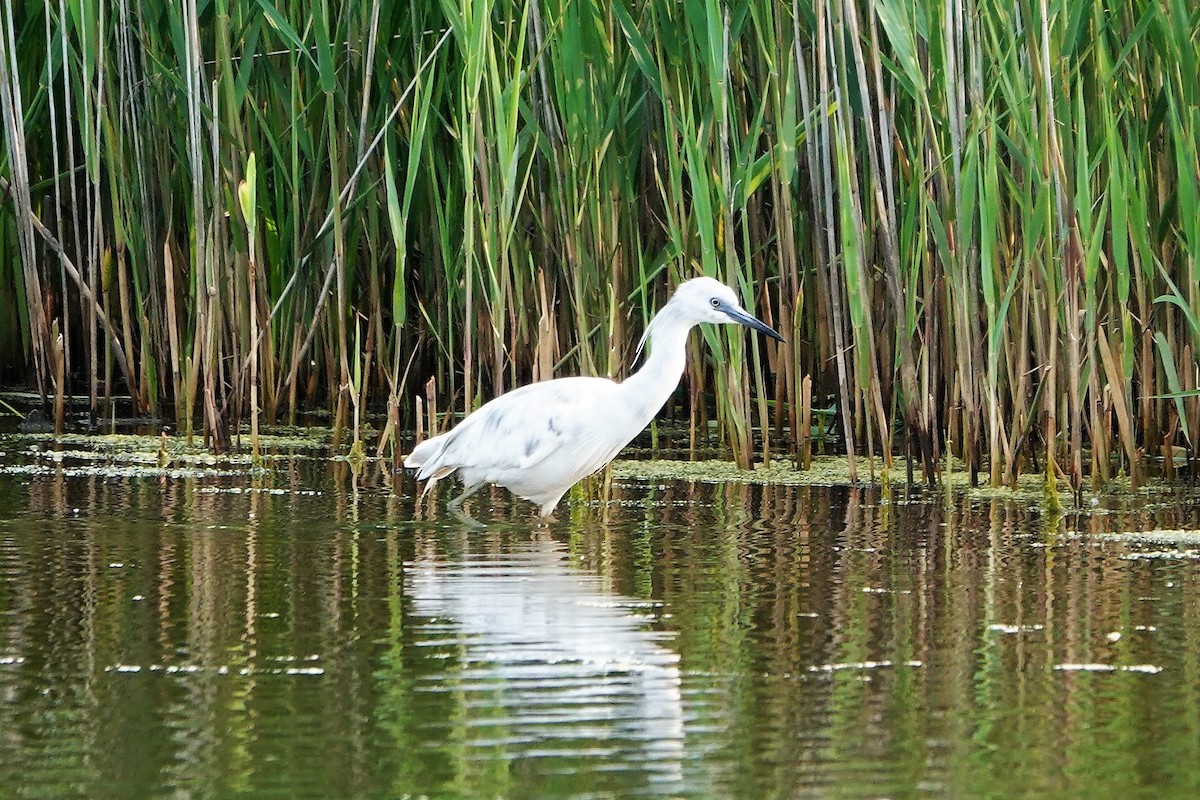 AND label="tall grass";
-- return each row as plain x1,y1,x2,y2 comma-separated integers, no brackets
0,0,1197,490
